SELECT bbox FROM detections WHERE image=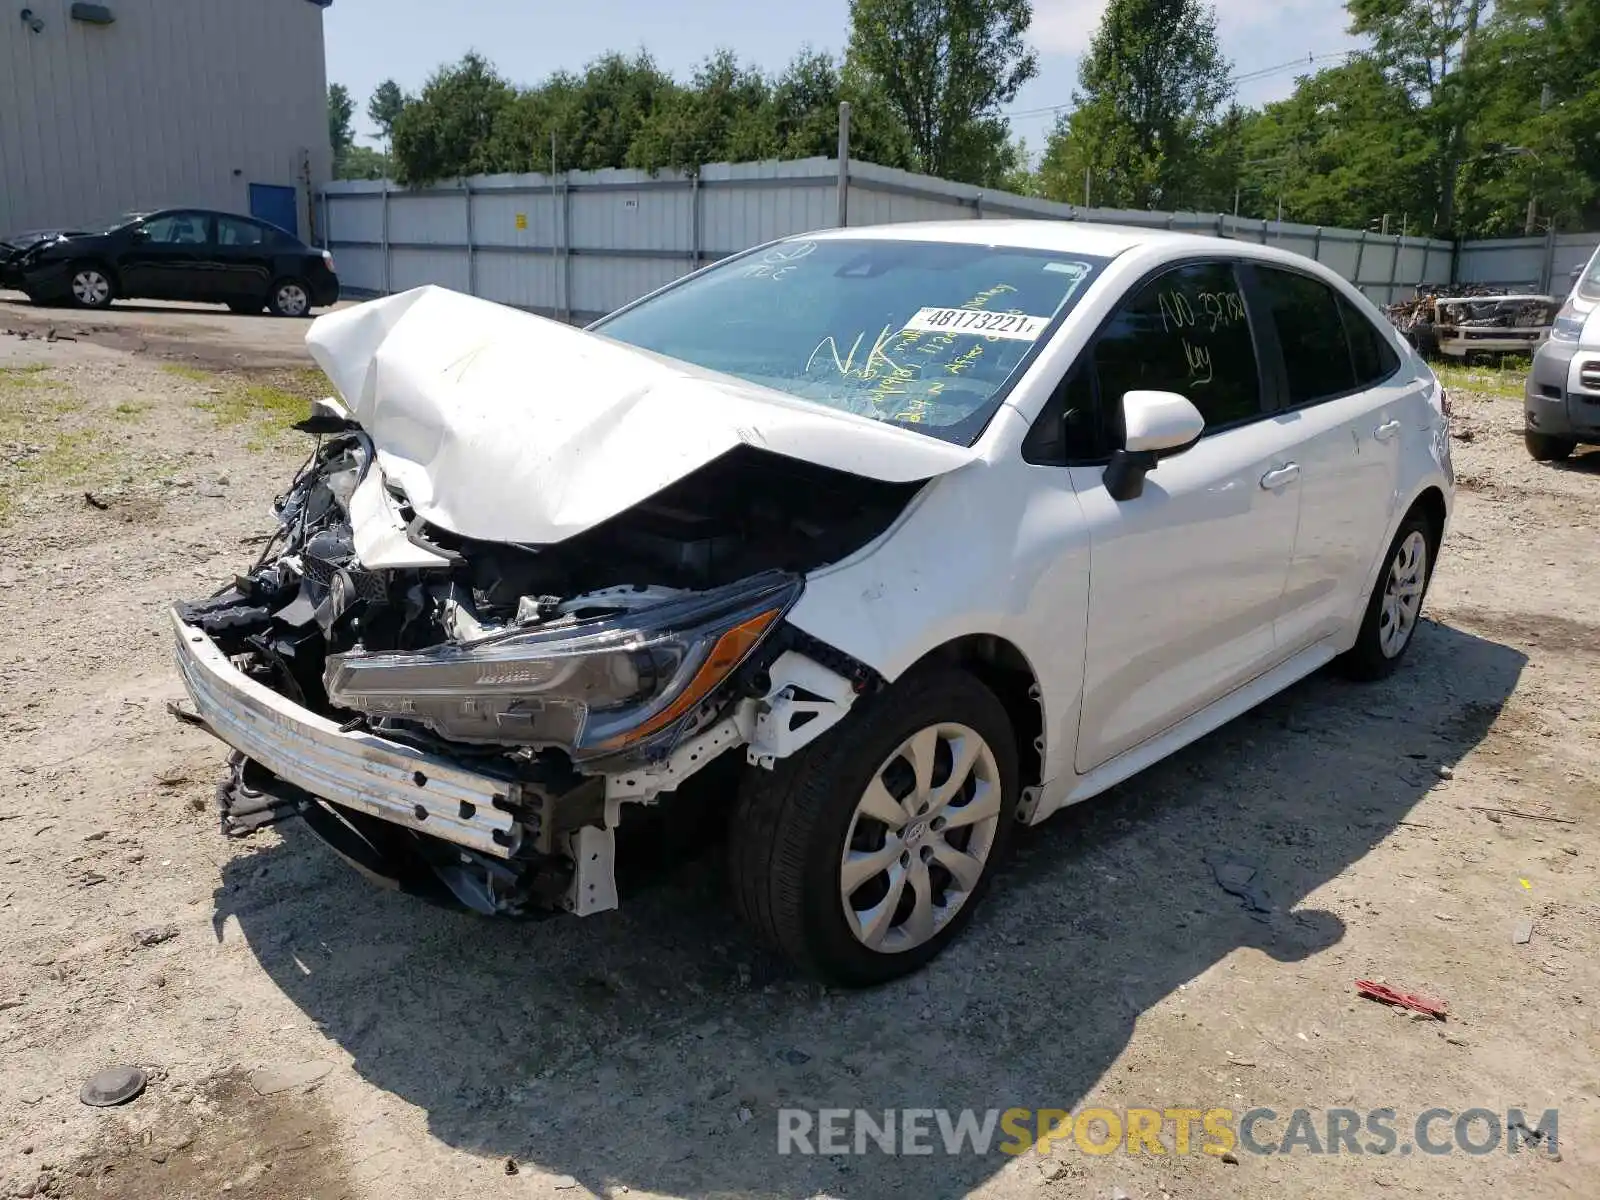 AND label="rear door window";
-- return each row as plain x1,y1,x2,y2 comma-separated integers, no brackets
1340,297,1401,386
217,217,268,247
1255,267,1358,404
